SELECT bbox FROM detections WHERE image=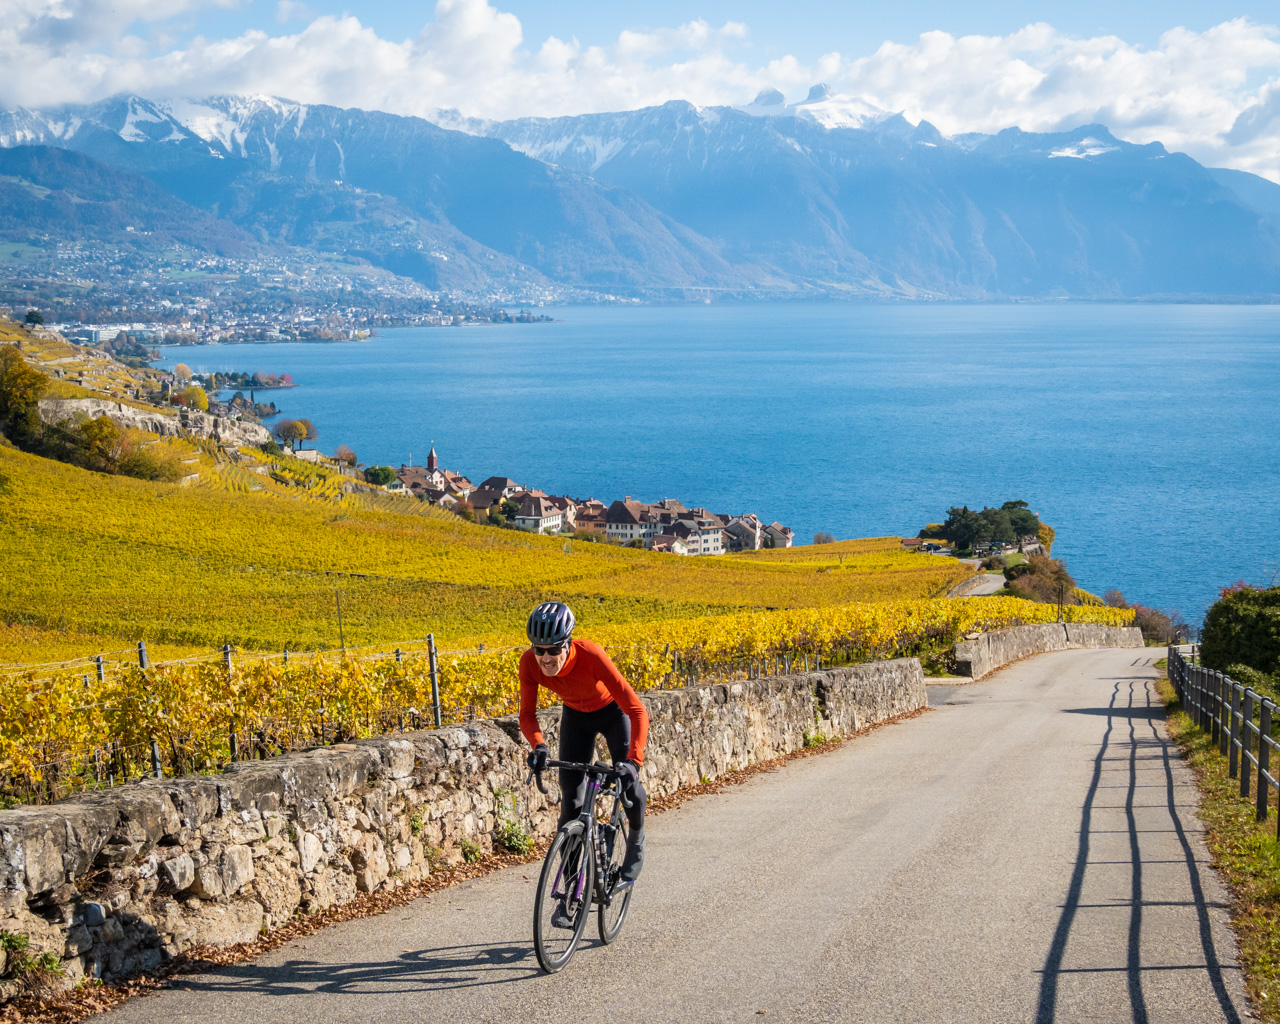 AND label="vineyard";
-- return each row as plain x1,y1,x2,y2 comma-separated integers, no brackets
0,443,976,655
0,413,1135,805
3,597,1133,804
